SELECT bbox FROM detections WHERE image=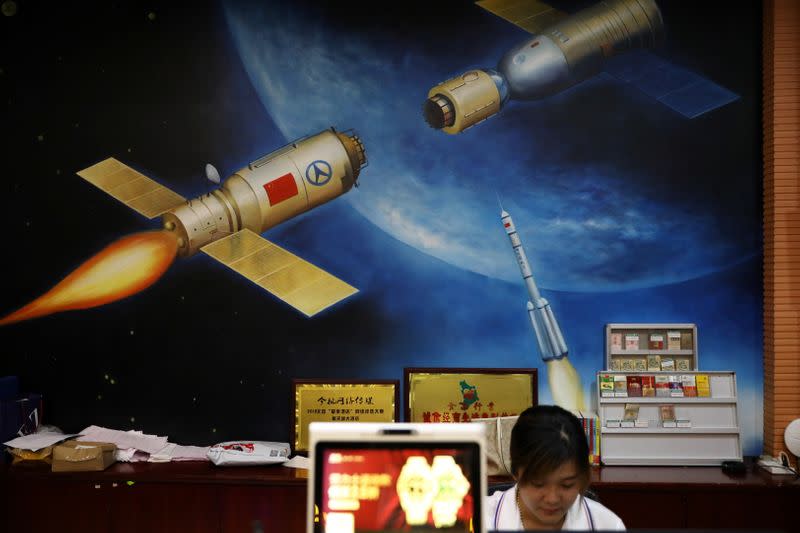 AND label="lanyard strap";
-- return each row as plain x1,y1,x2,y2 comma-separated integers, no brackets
582,497,595,531
493,489,508,530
